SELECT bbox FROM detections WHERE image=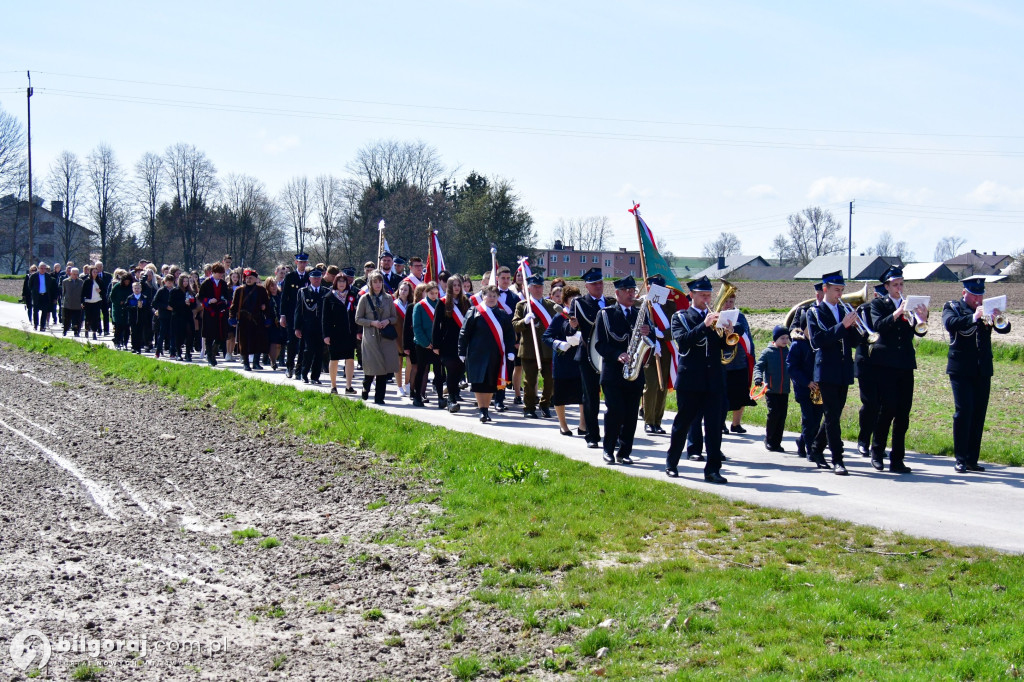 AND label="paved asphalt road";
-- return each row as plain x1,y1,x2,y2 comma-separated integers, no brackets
2,301,1022,553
